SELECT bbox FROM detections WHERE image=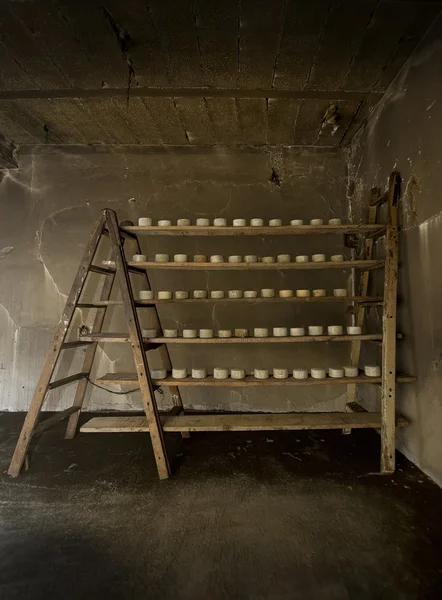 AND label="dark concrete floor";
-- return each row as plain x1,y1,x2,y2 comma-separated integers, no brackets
0,413,441,600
